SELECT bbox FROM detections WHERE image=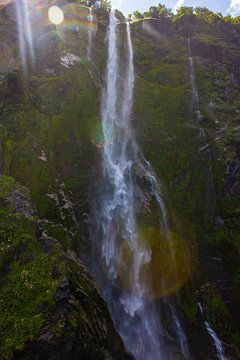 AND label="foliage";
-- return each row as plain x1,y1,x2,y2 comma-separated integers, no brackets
144,4,172,19
78,0,110,8
131,11,240,354
130,3,240,27
79,0,99,6
0,176,65,359
132,10,143,20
